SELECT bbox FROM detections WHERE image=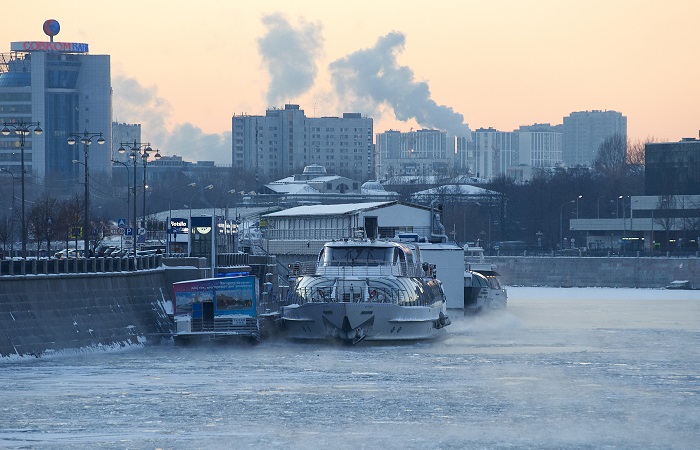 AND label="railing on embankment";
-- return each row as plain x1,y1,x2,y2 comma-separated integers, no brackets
0,255,163,276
